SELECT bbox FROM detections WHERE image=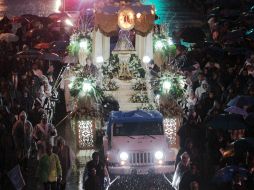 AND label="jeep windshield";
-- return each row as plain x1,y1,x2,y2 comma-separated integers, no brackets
113,121,163,136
